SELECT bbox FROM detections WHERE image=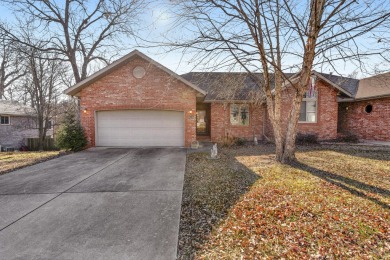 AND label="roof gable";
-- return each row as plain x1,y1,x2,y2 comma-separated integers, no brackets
313,72,358,97
64,50,206,96
315,71,390,100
